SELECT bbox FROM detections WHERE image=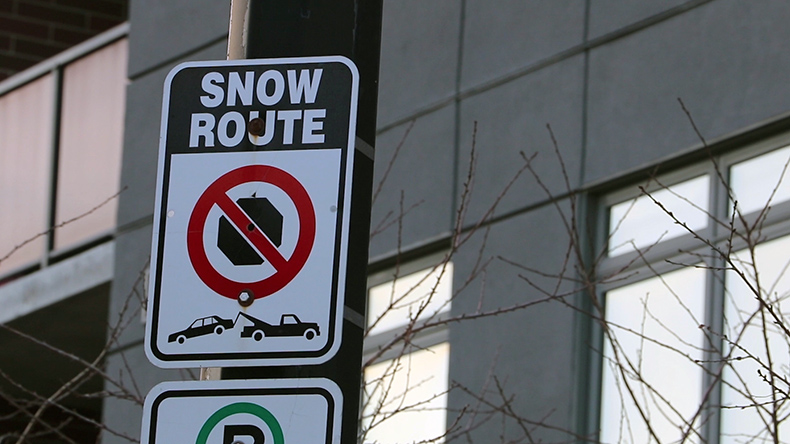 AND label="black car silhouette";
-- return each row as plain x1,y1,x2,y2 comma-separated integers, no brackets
169,315,234,344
